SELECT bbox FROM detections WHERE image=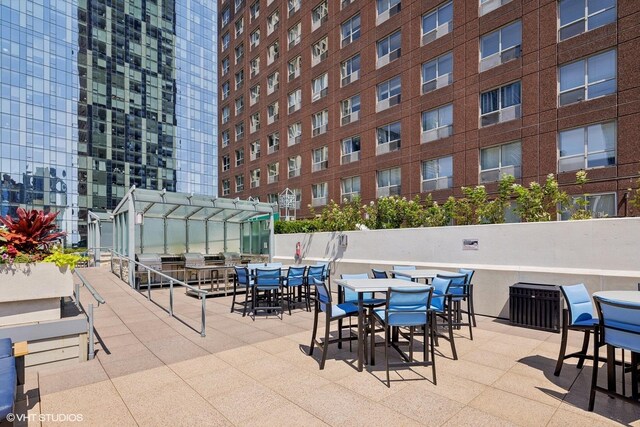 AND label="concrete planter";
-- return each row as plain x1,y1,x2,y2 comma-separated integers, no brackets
0,263,73,326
